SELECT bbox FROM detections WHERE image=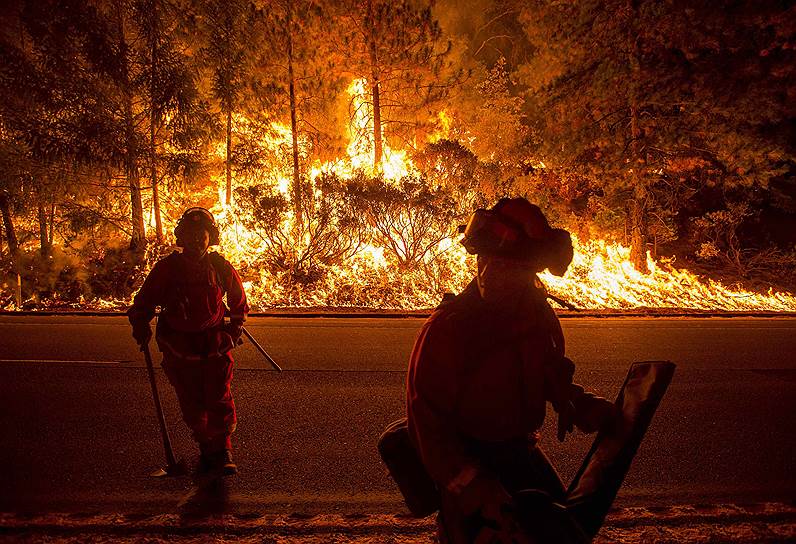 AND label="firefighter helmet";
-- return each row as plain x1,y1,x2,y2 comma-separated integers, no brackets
460,197,573,275
174,207,220,247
